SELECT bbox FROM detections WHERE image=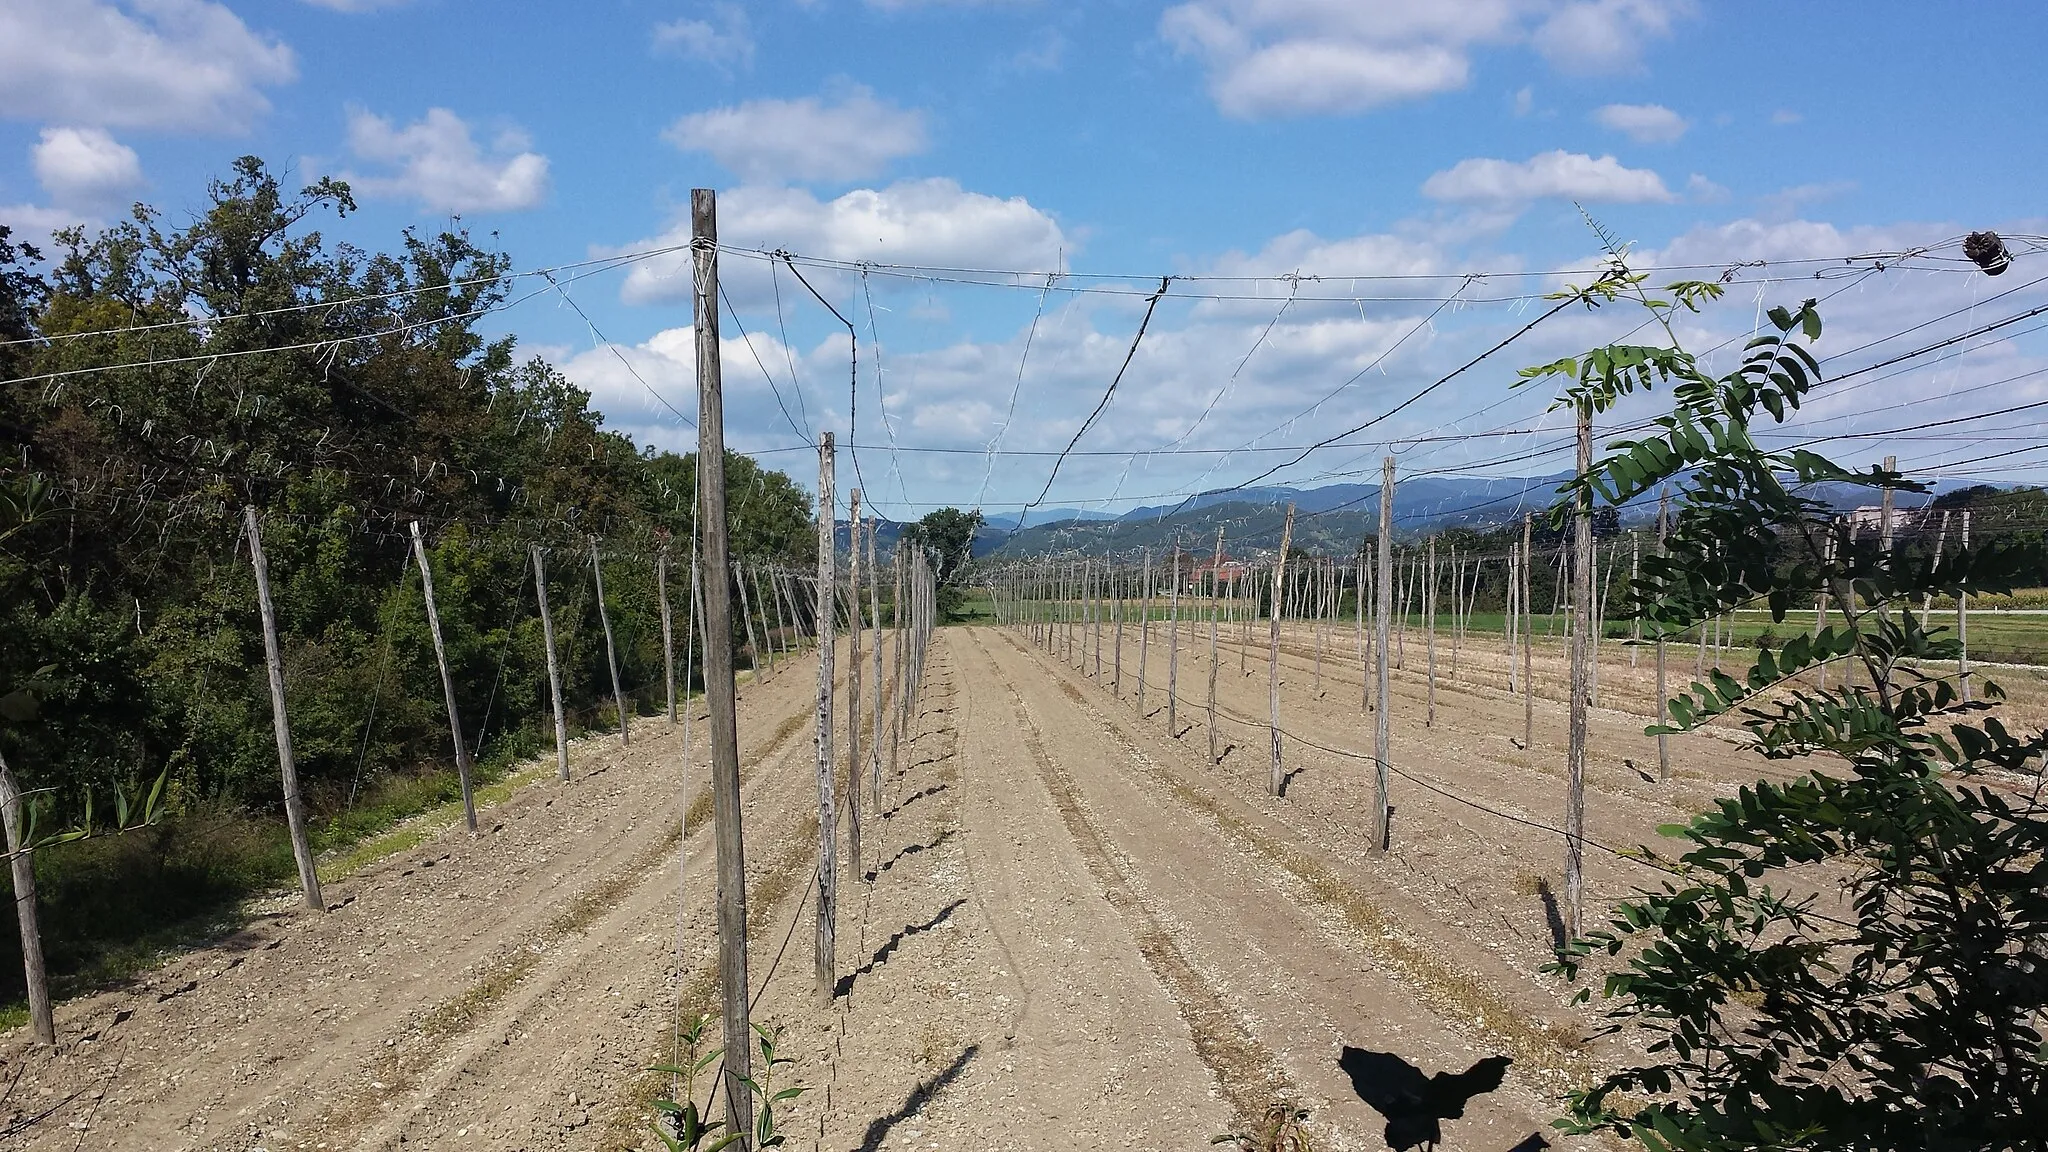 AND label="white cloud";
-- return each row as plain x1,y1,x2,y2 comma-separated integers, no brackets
1530,0,1692,74
1771,108,1802,125
1159,0,1690,119
1512,85,1535,116
612,178,1068,305
300,0,410,10
1422,150,1674,205
652,4,754,68
0,0,295,133
1685,172,1728,202
344,107,550,213
664,87,927,183
0,203,89,253
32,127,143,208
1593,101,1687,143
